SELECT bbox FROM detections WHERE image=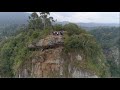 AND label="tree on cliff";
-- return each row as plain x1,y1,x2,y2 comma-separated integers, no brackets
28,12,43,30
28,12,55,30
40,12,55,30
